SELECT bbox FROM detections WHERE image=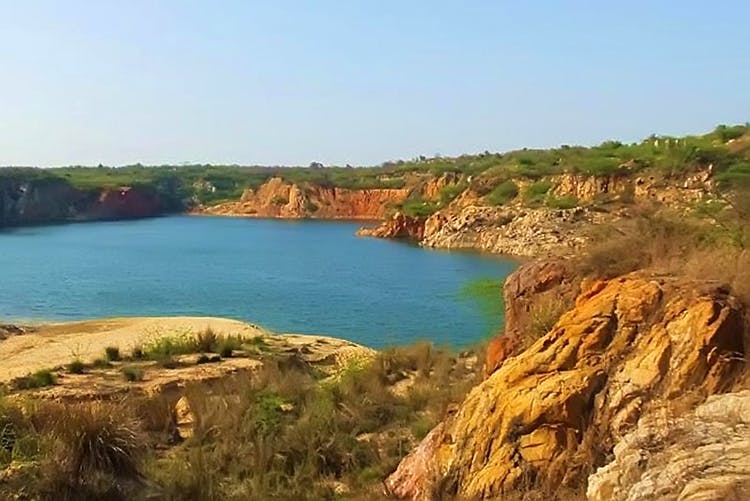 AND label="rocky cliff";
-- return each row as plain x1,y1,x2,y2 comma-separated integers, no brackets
0,177,167,227
200,177,411,219
360,167,718,257
385,263,746,499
